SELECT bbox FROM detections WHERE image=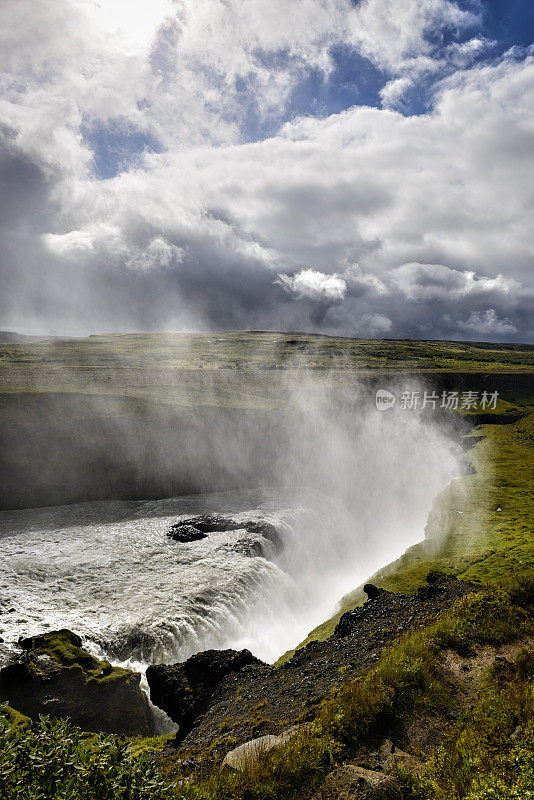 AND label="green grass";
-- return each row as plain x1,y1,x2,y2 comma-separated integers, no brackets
405,646,534,799
1,587,532,799
166,585,533,800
